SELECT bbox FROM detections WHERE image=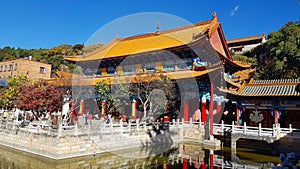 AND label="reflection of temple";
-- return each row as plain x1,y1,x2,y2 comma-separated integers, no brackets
0,142,275,169
57,13,252,128
167,143,275,169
